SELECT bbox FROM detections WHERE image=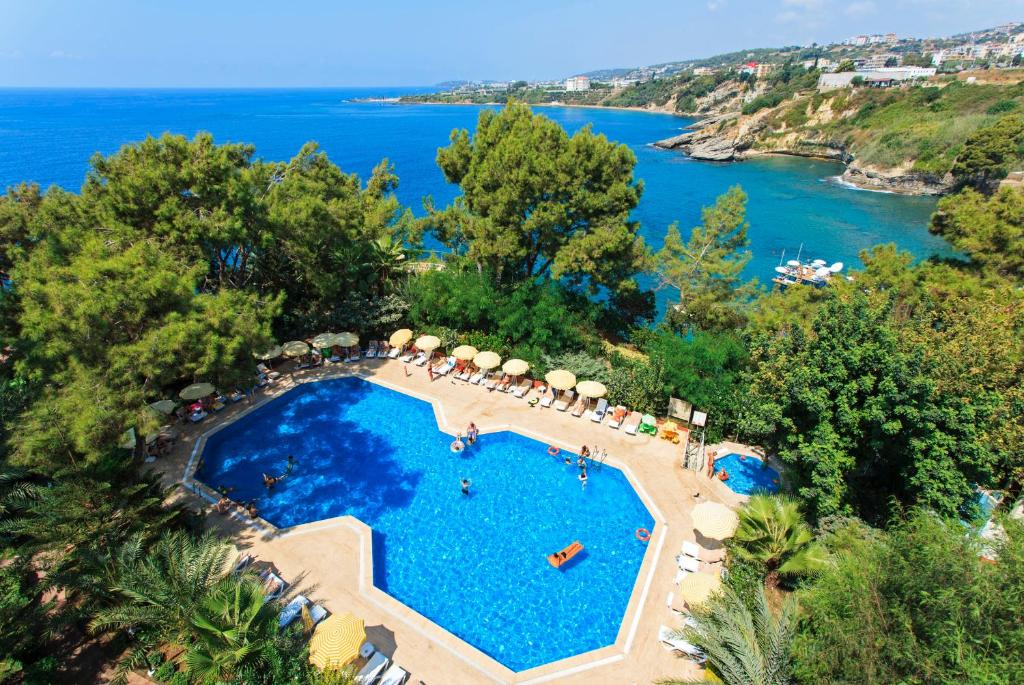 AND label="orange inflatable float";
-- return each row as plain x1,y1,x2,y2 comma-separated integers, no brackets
548,541,584,568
